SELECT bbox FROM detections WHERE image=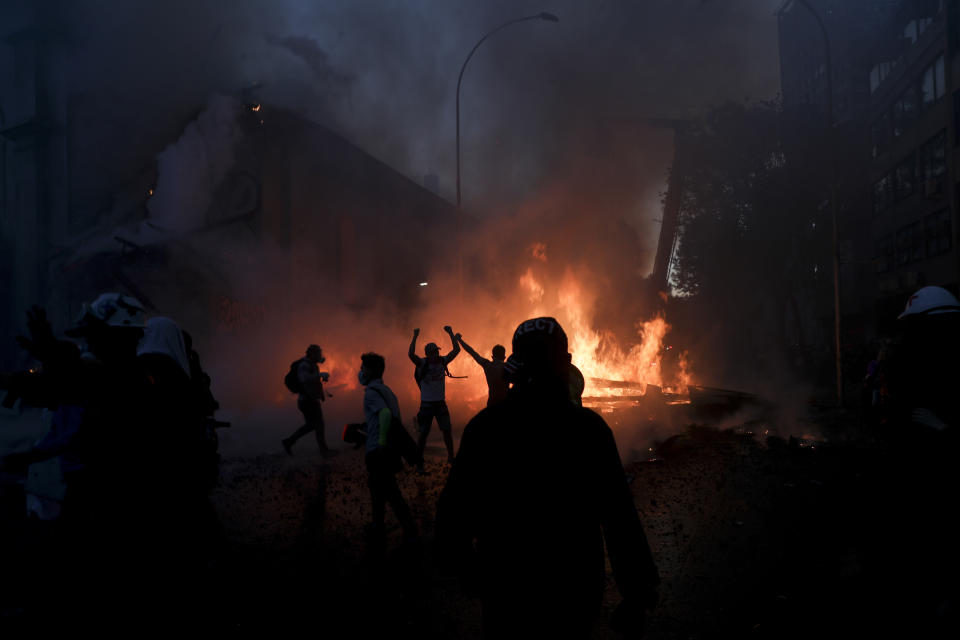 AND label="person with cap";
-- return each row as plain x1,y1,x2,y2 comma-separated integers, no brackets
409,326,461,469
457,336,509,408
357,351,418,554
282,344,334,457
435,316,660,638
